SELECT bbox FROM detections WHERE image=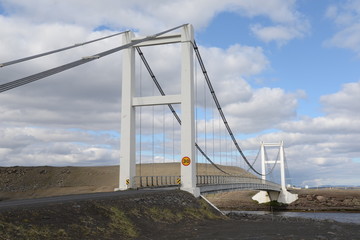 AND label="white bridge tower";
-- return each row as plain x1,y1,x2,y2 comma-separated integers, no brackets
116,24,200,197
253,141,298,204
